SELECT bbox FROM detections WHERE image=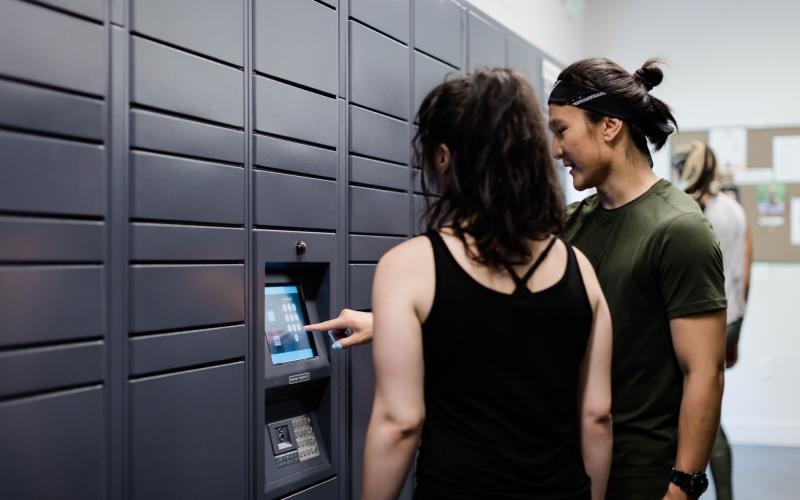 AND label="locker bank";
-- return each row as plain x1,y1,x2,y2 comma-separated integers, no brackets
0,0,557,498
